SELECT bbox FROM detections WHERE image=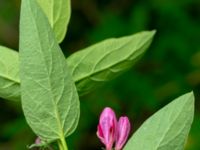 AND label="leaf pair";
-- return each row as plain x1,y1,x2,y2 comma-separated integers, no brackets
124,92,194,150
0,27,155,101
